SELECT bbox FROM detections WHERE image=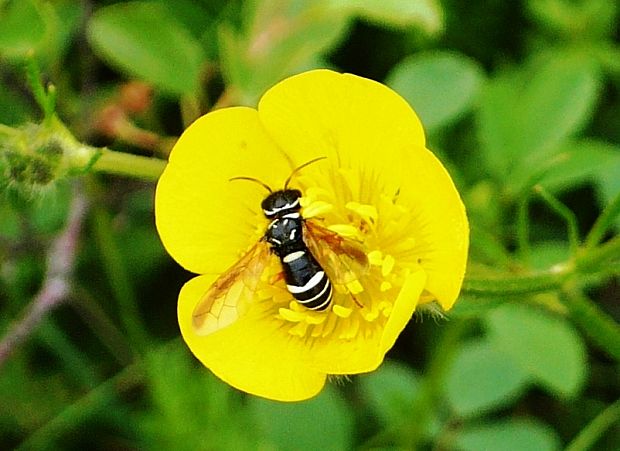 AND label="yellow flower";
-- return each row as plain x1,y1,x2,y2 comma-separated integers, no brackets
155,69,468,401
